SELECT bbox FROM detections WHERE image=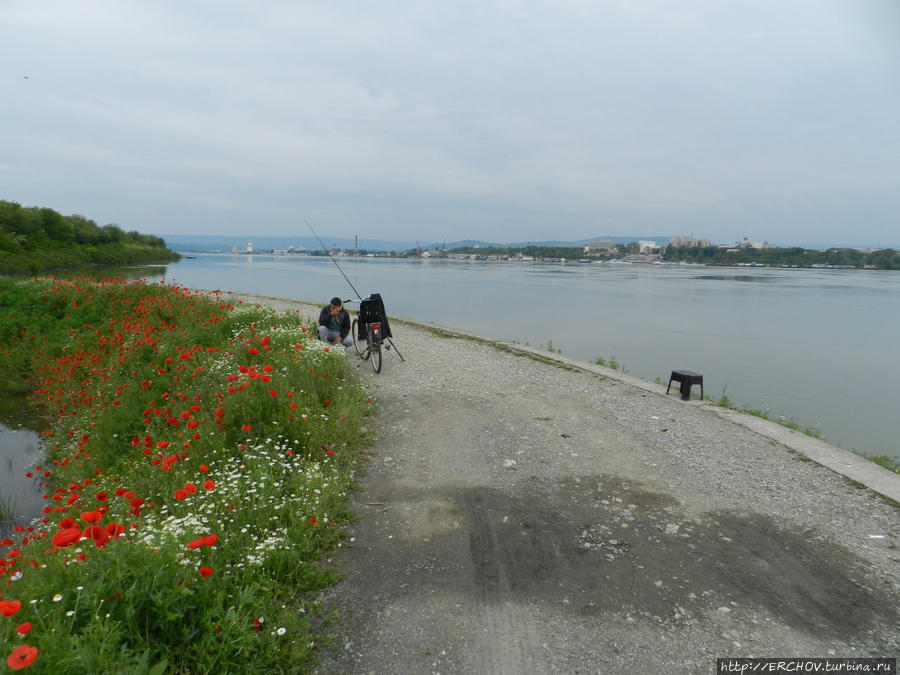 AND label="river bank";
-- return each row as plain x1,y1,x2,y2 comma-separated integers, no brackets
244,295,899,673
